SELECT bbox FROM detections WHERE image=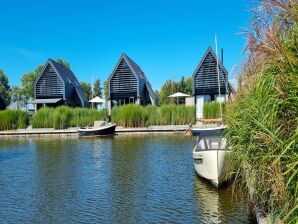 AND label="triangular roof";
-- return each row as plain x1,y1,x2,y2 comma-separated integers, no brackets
108,53,157,104
192,47,233,95
192,46,228,78
8,101,26,110
35,59,89,107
